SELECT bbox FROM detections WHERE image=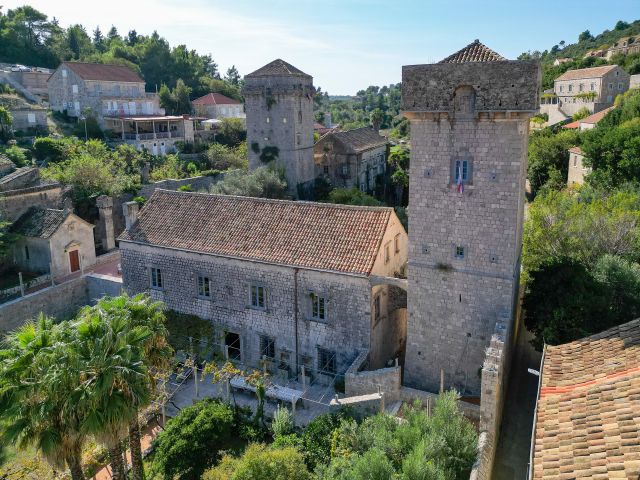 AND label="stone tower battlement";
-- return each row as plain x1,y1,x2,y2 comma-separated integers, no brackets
243,59,315,197
402,41,540,394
